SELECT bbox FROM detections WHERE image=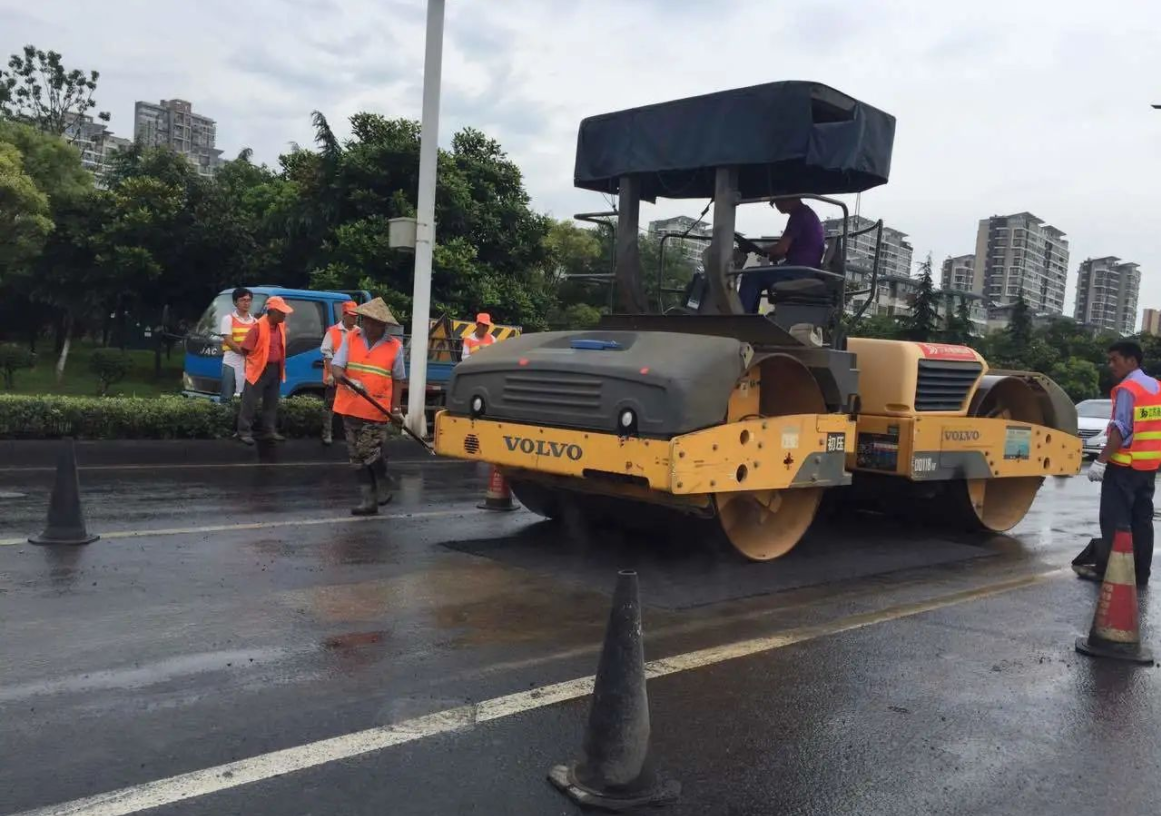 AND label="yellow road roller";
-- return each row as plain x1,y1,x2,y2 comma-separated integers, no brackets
433,81,1081,560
